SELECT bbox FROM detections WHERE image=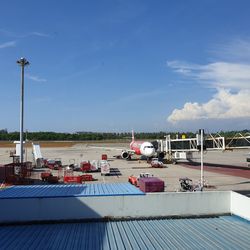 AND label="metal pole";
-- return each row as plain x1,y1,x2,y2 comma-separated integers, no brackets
168,135,171,155
200,129,204,190
17,58,29,165
25,130,28,162
20,64,24,164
